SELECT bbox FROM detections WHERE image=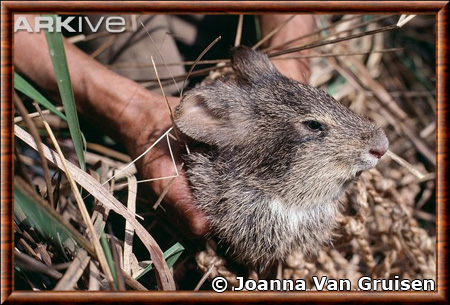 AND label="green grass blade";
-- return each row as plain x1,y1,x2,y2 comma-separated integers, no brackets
135,242,185,280
14,178,79,251
44,14,85,170
164,242,185,269
100,229,118,289
14,72,67,121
